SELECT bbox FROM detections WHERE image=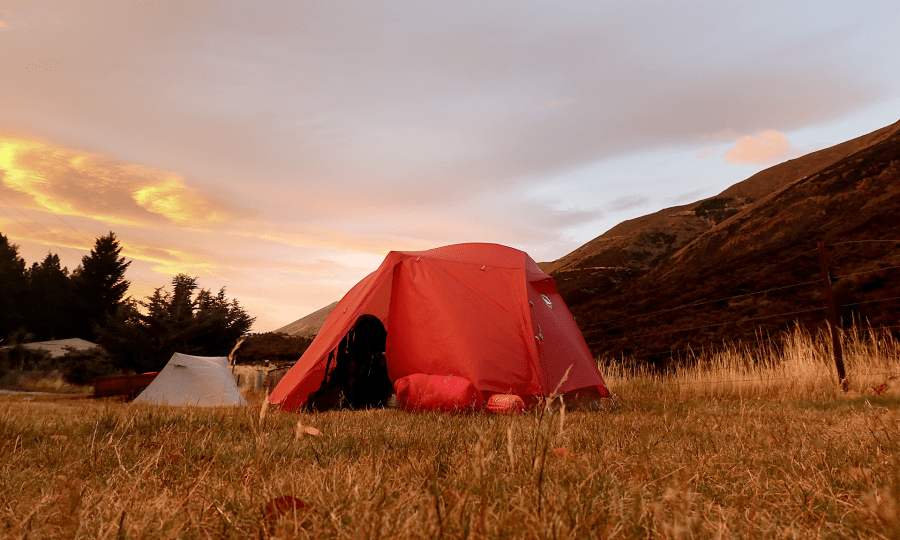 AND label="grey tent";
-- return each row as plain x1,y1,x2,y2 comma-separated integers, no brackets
134,353,246,407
